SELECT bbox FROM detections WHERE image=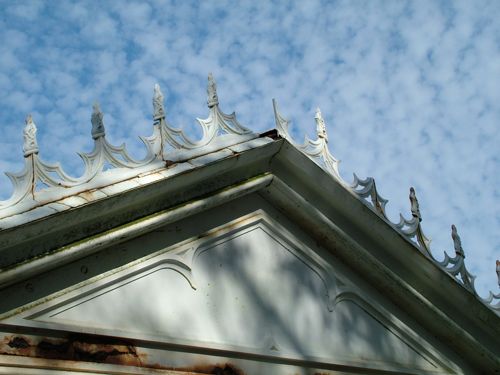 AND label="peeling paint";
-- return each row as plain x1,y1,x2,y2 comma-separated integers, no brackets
7,336,29,349
177,364,243,375
0,334,245,374
1,334,143,366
